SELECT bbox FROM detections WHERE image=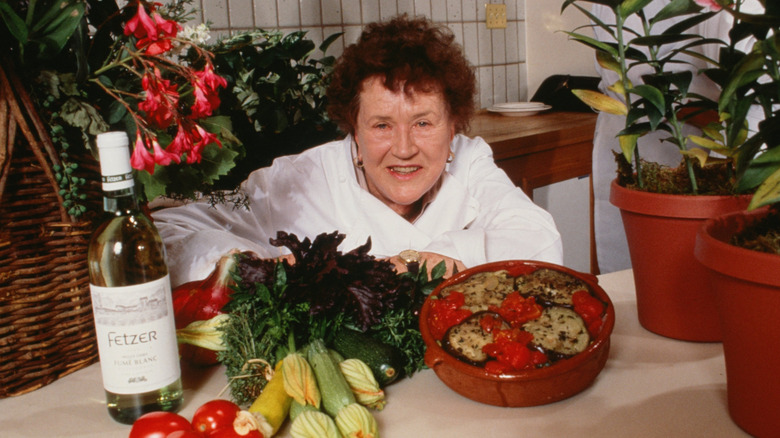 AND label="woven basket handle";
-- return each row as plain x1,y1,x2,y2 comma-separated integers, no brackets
0,56,69,223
